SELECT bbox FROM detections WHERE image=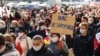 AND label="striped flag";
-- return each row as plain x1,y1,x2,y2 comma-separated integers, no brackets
16,39,23,55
